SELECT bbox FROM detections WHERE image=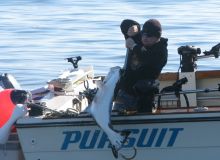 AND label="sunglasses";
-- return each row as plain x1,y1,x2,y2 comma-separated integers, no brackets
142,32,154,37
